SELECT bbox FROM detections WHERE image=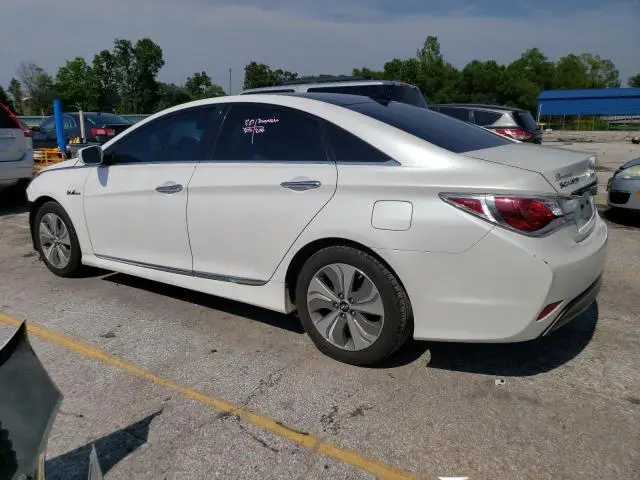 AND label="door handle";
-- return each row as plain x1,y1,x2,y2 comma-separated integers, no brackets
155,182,183,194
280,179,321,192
